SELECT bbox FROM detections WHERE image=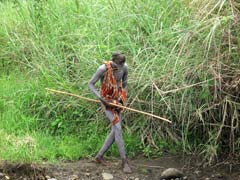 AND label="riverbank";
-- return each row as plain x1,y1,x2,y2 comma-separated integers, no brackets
1,155,239,180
